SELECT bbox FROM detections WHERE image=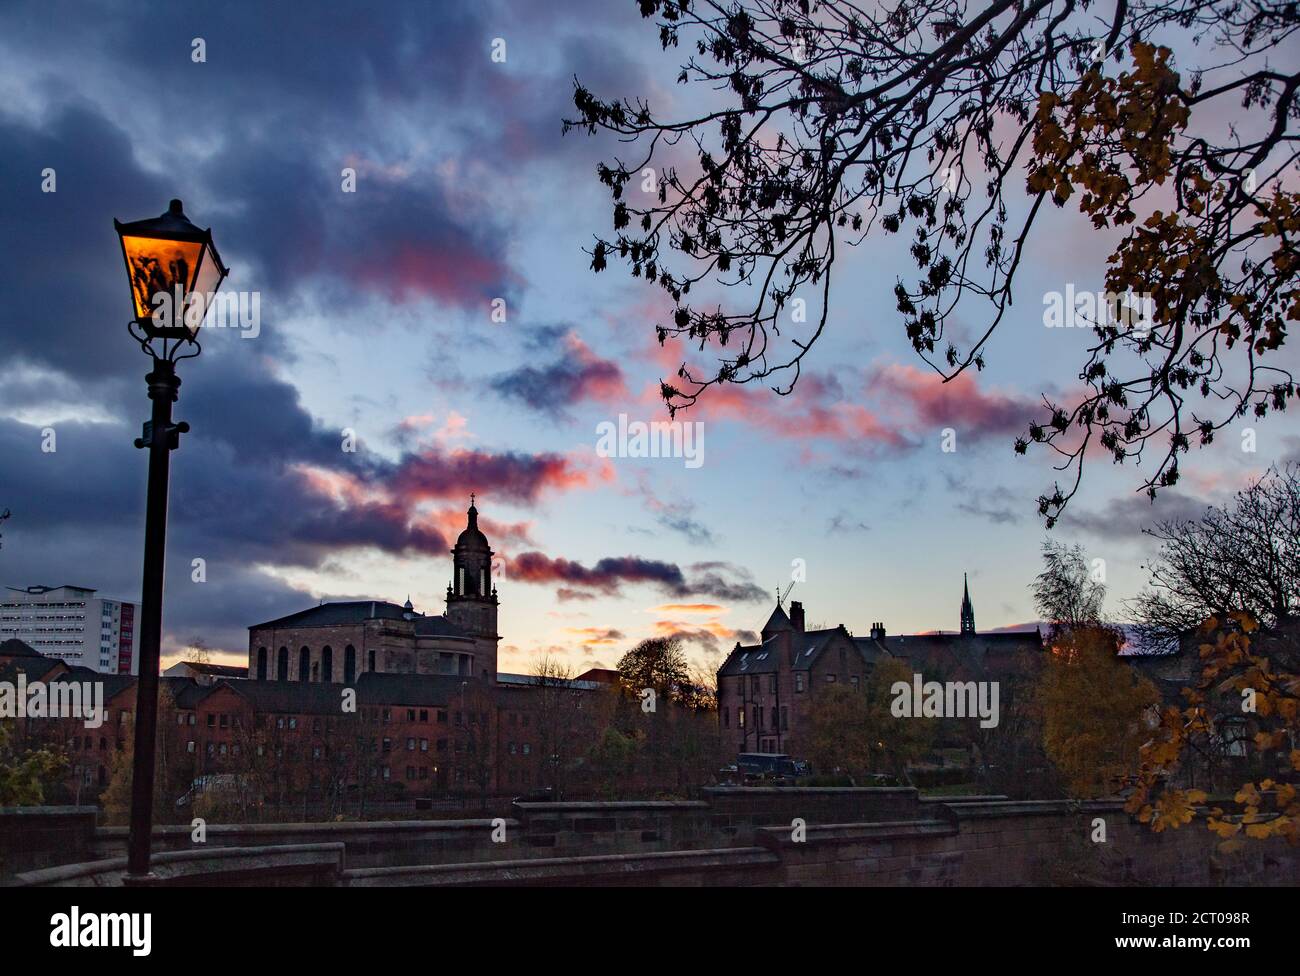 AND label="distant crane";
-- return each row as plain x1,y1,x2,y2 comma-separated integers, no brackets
777,580,795,607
